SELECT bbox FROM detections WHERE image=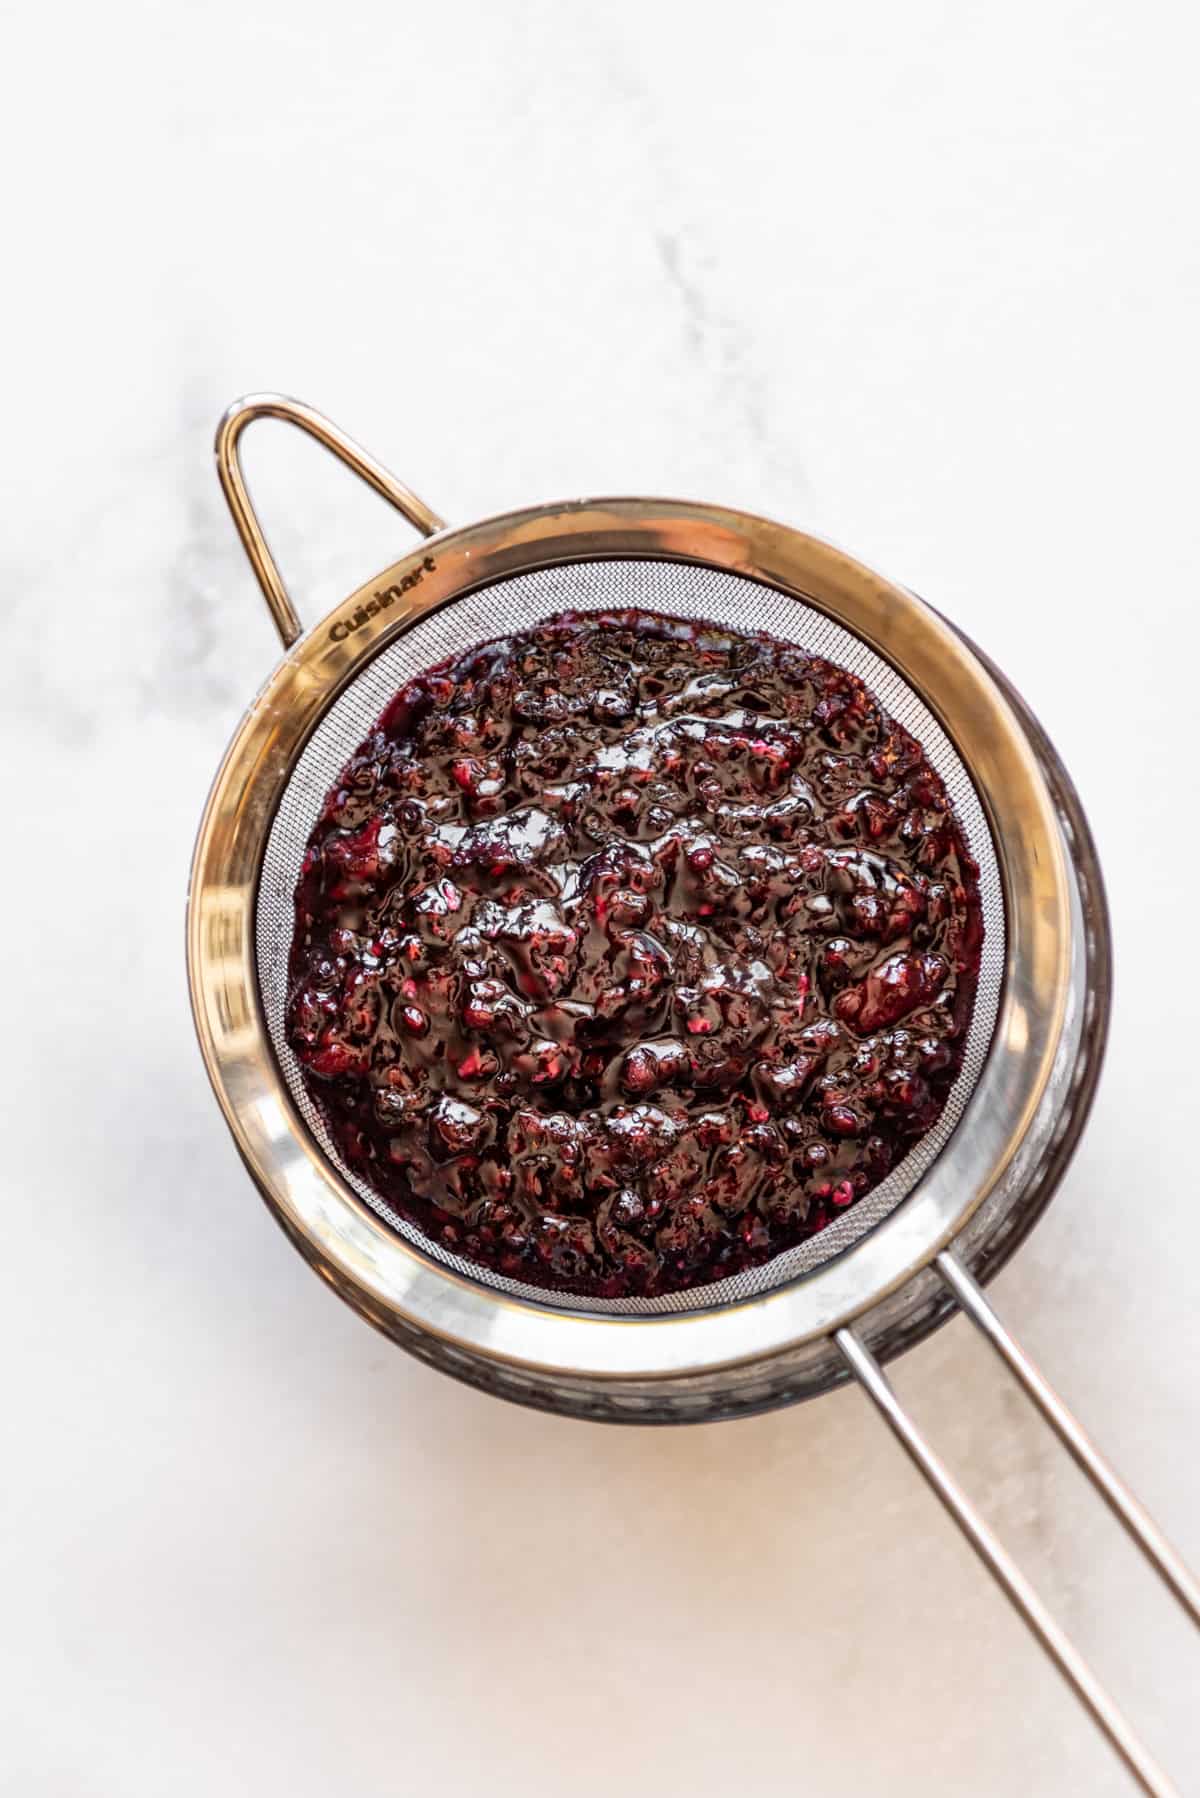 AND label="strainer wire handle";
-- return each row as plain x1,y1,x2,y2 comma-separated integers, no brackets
836,1328,1179,1798
935,1250,1200,1628
215,393,447,649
